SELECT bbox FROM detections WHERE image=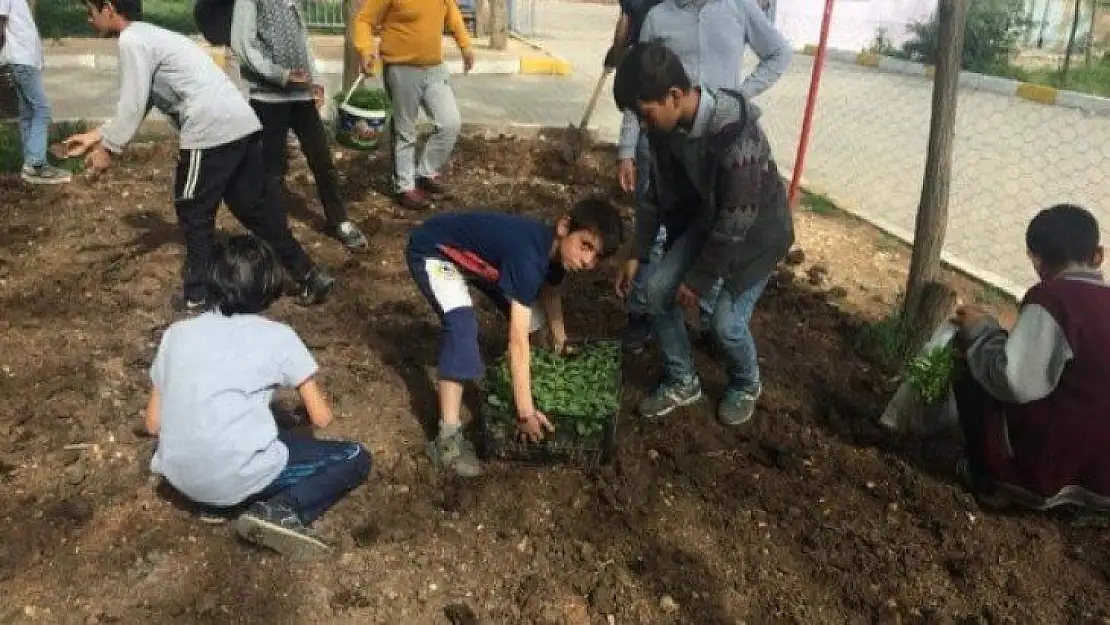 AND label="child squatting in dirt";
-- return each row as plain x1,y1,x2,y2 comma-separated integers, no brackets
62,0,334,312
405,199,625,477
950,204,1110,511
611,41,794,426
144,234,371,557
